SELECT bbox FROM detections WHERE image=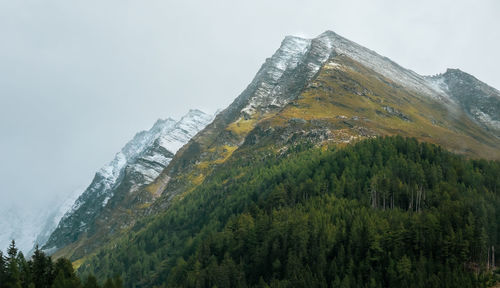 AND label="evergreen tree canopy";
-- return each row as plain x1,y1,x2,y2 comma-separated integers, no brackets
76,137,500,287
0,243,121,288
